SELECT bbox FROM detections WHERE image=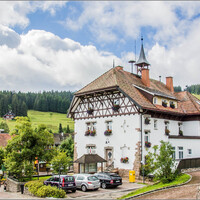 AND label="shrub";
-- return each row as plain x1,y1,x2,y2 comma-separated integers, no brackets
25,180,66,198
25,180,43,196
36,185,66,198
